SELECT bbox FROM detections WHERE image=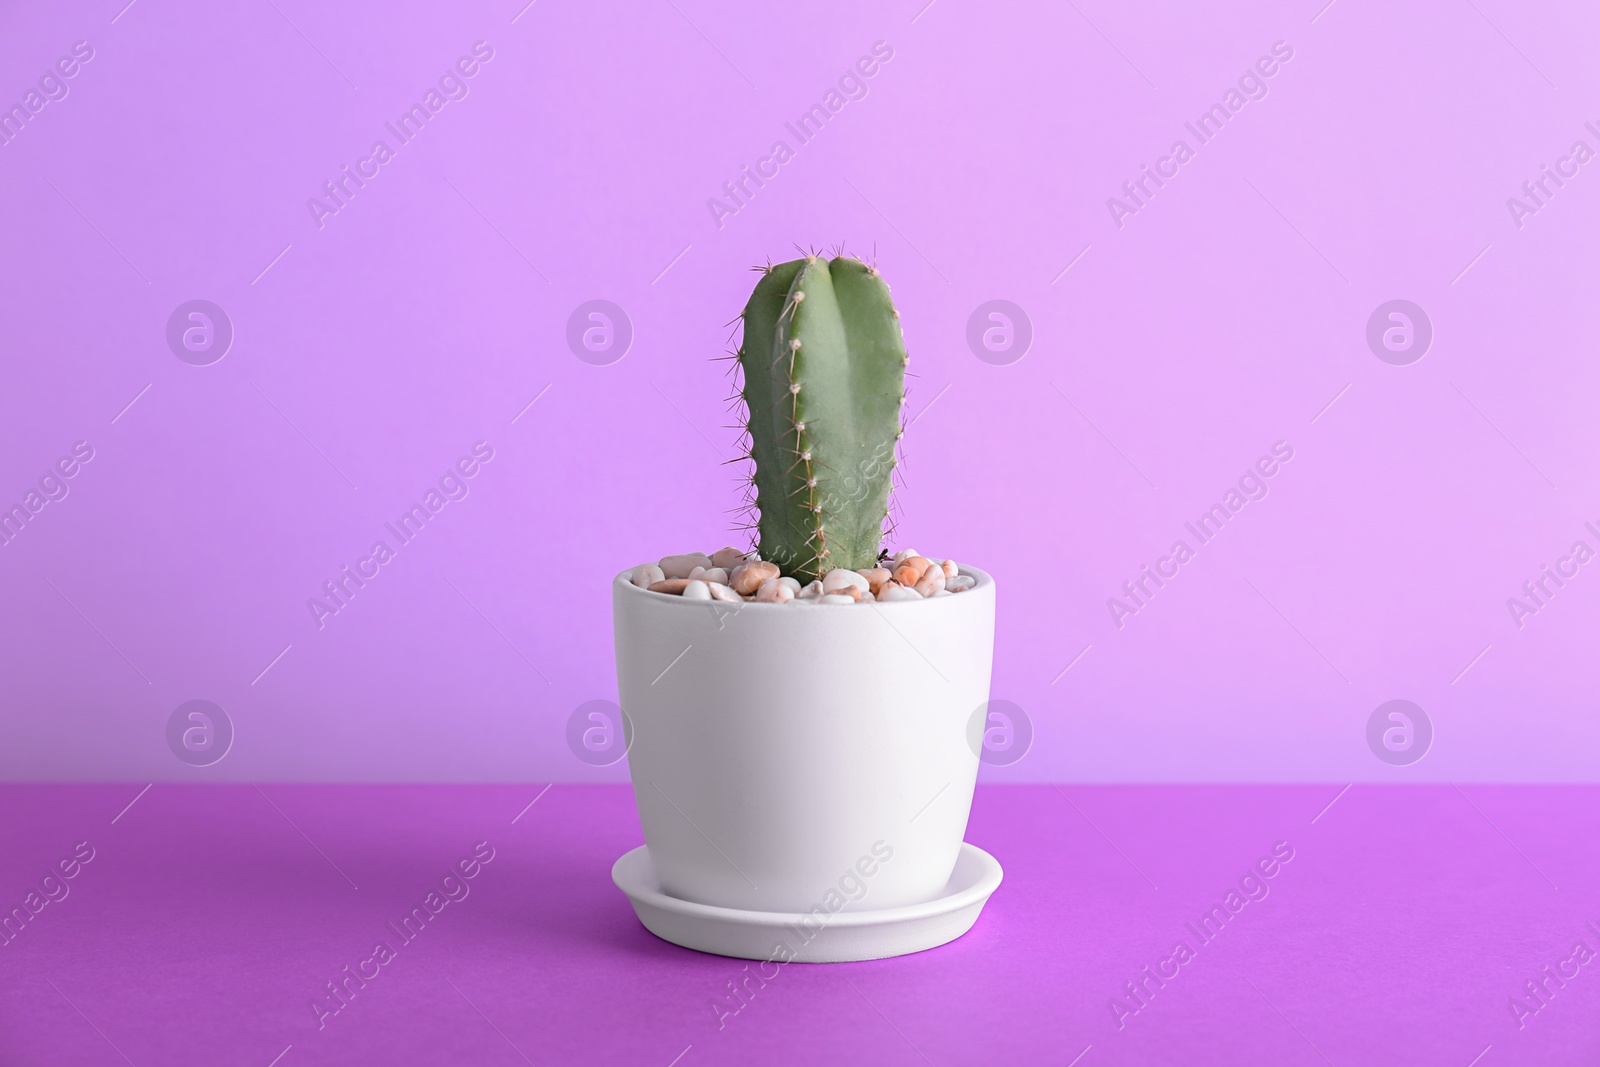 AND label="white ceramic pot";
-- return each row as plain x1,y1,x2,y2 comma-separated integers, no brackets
612,567,995,914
